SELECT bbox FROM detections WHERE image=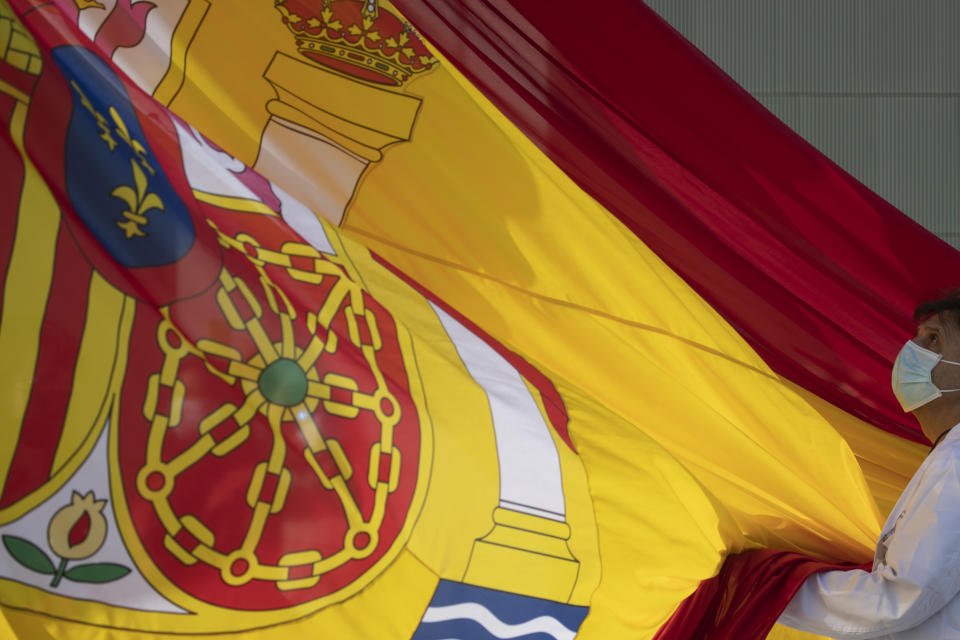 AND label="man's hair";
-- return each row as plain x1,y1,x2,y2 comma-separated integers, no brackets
914,289,960,324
